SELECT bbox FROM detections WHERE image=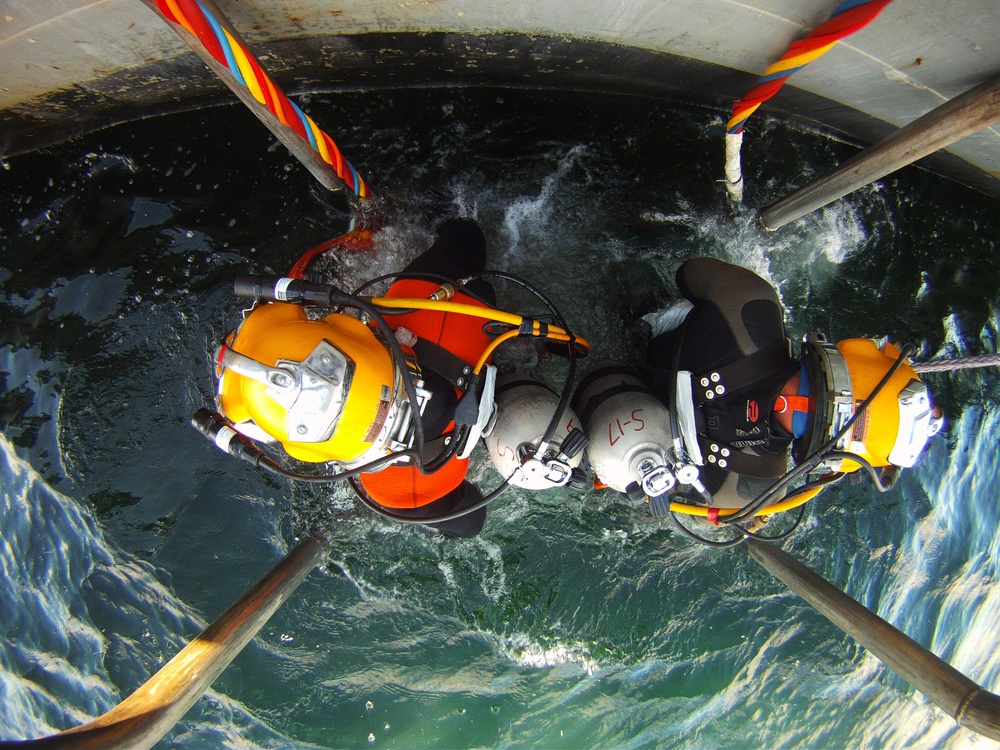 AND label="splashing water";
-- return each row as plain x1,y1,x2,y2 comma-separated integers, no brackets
0,87,998,749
